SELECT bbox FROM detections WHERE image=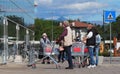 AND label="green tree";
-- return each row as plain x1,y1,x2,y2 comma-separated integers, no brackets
7,15,25,40
34,18,63,41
